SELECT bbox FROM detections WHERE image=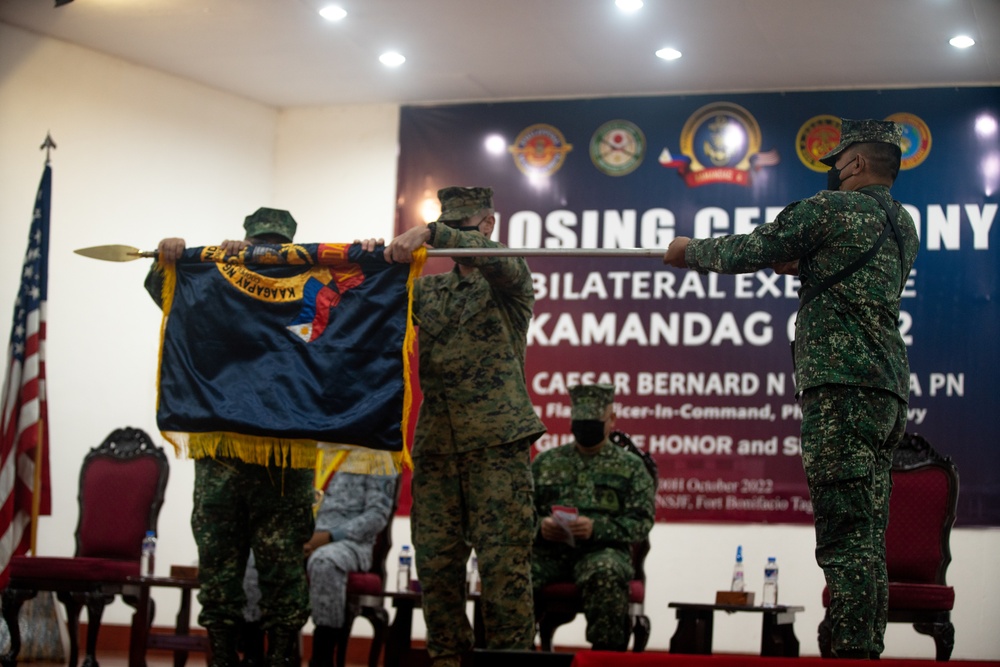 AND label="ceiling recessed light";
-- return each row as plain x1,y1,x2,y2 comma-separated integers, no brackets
616,0,644,12
379,51,406,67
655,47,682,61
949,35,975,49
318,5,347,21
